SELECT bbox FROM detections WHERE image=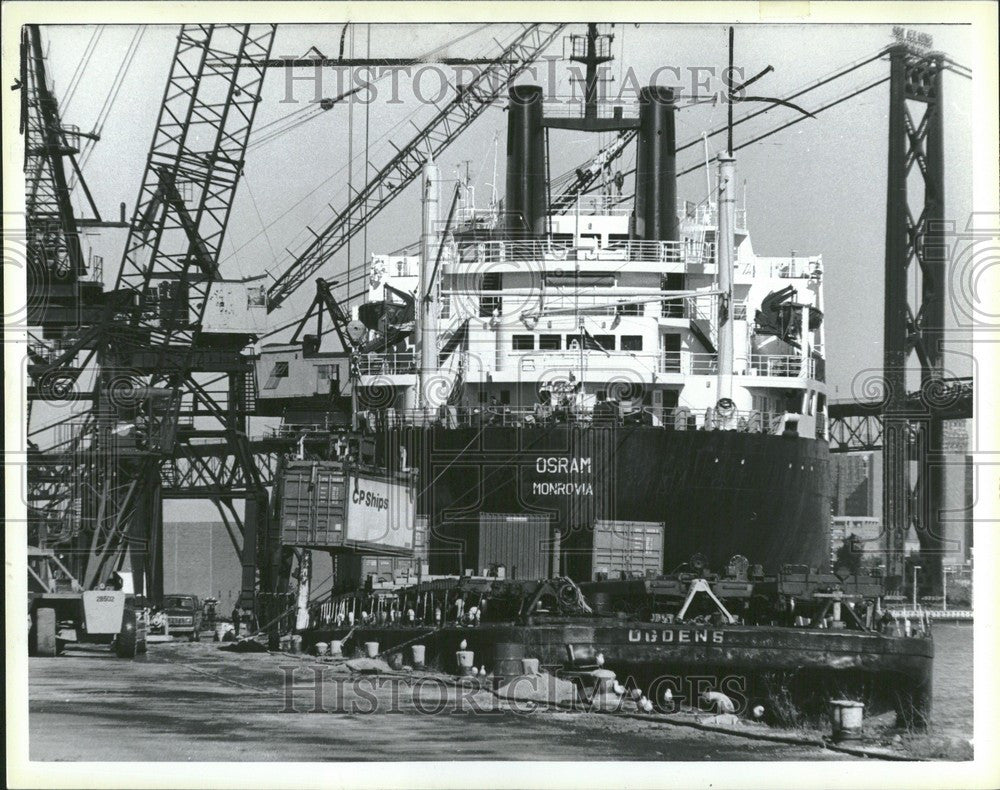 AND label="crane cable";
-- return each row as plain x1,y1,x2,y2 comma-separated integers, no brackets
70,25,145,190
60,25,103,113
